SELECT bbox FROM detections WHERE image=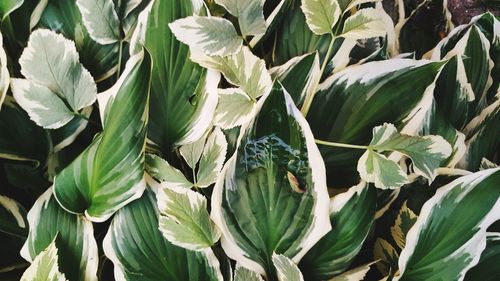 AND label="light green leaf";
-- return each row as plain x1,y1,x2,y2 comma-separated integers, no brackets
0,0,23,21
21,240,67,281
395,168,500,281
300,182,377,280
103,187,223,281
0,195,27,239
390,201,418,250
53,50,151,222
12,29,97,129
0,31,8,109
341,8,386,40
145,154,193,189
357,150,409,189
215,0,266,37
234,263,264,281
214,88,257,129
191,46,272,99
211,82,331,277
76,0,121,44
157,186,221,251
272,253,304,281
330,261,378,281
179,133,207,170
21,188,98,281
370,123,452,182
169,15,242,56
196,127,227,187
301,0,341,35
